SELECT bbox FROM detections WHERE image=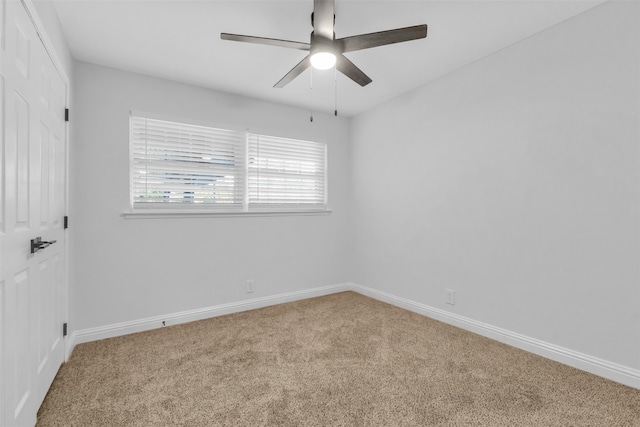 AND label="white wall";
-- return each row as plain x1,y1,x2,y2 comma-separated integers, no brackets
350,0,640,371
69,62,350,331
